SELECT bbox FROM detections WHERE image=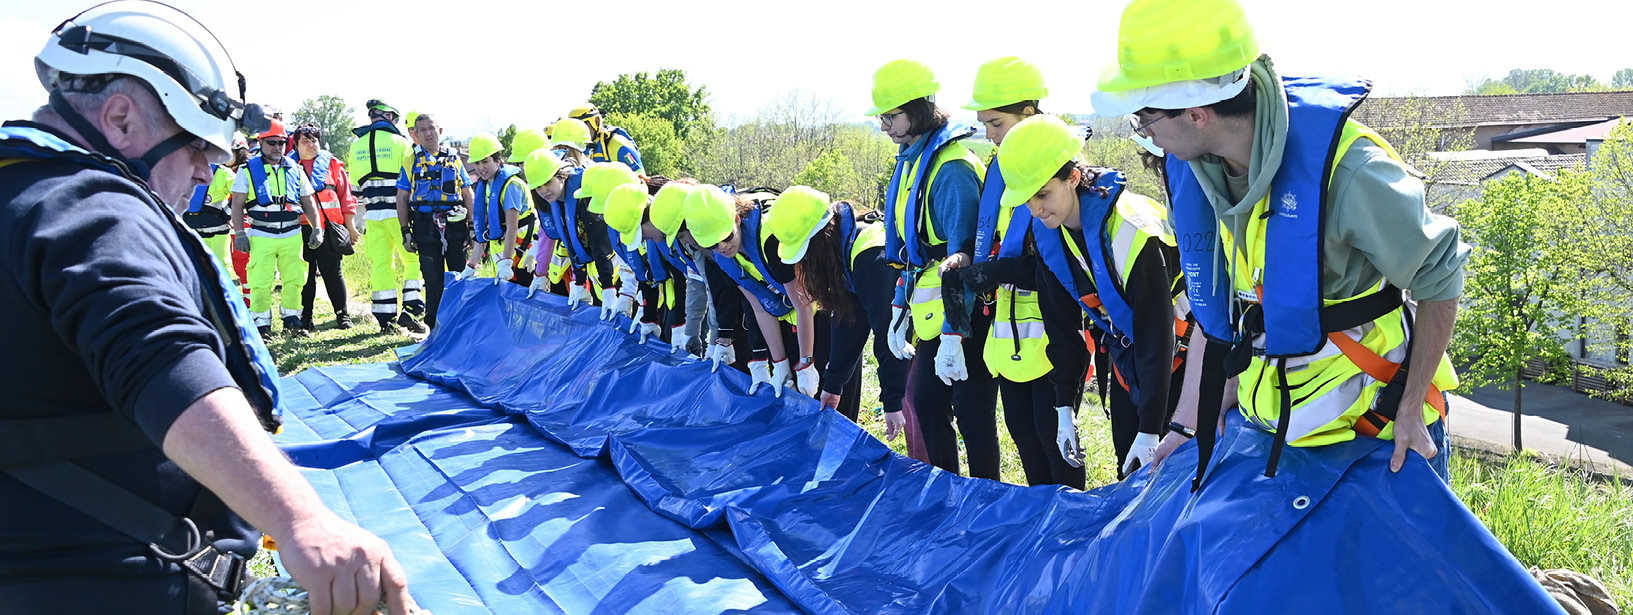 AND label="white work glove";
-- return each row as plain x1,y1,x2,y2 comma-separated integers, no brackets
234,233,250,253
567,283,593,309
670,326,694,356
527,275,546,299
769,358,790,398
307,225,324,249
456,264,477,281
614,292,636,320
748,359,774,396
794,361,820,397
1124,432,1162,477
520,242,538,271
933,333,968,386
634,321,662,345
888,306,916,360
495,258,514,284
706,339,736,372
1056,406,1084,468
599,288,620,320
